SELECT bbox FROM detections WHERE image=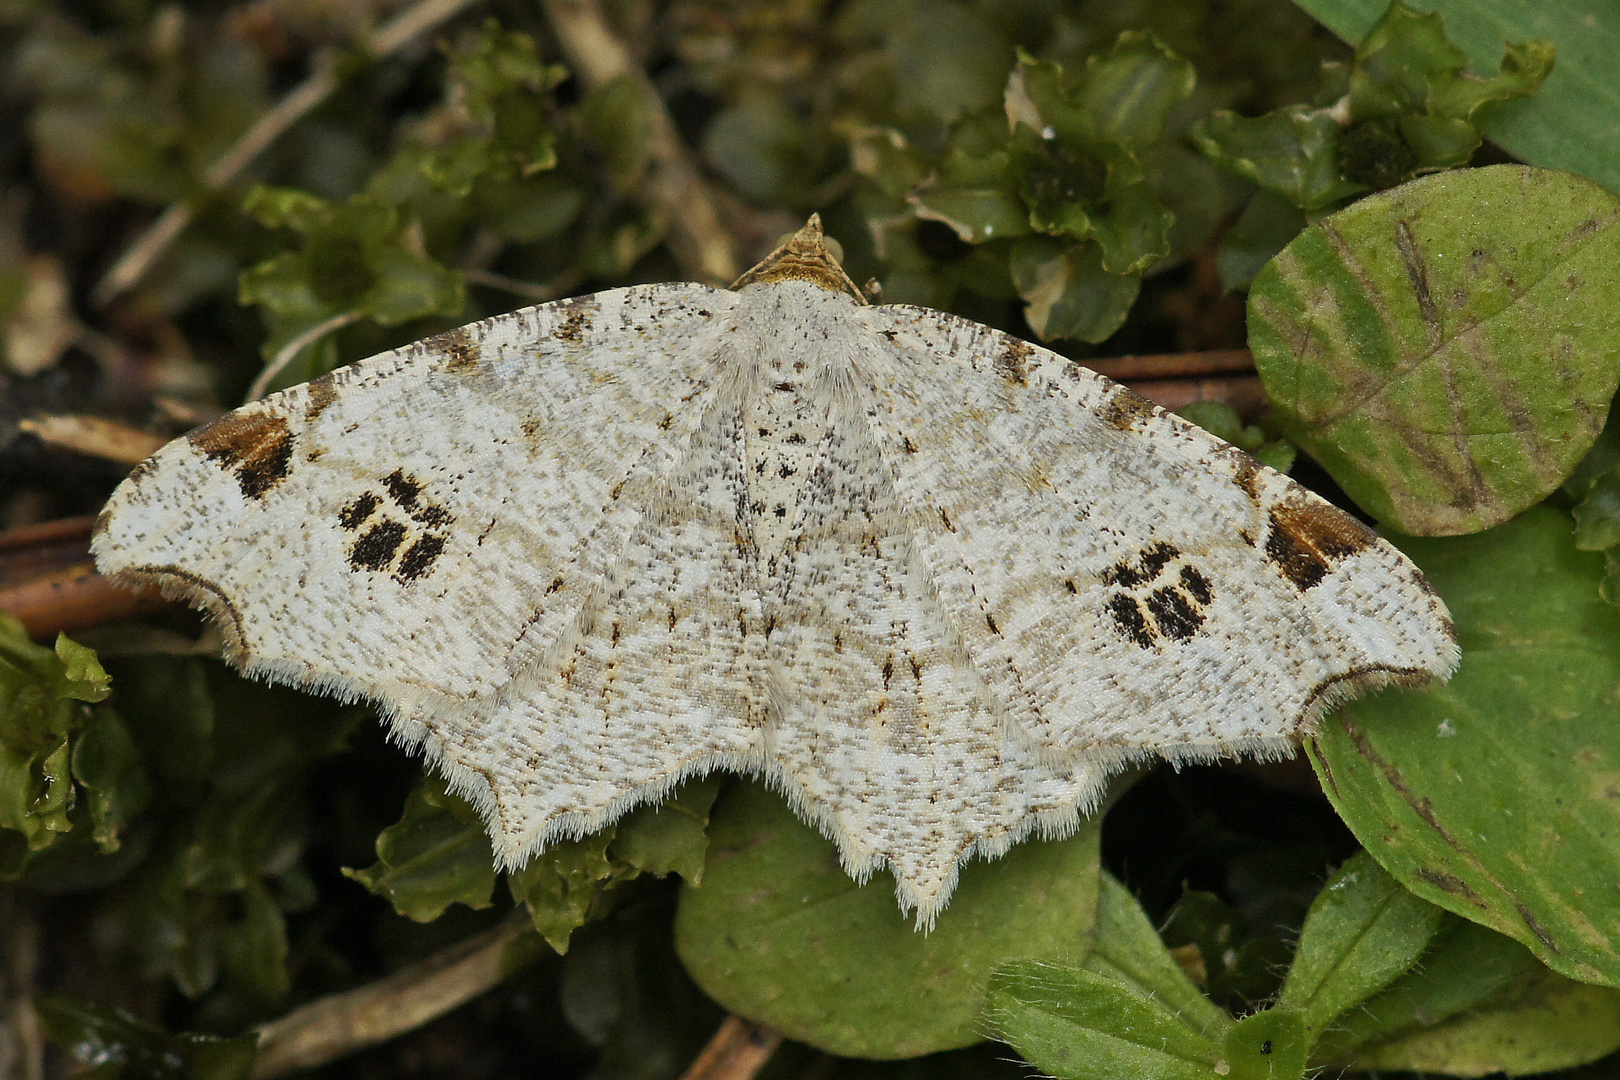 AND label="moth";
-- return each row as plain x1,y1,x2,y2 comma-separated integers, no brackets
94,217,1457,922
